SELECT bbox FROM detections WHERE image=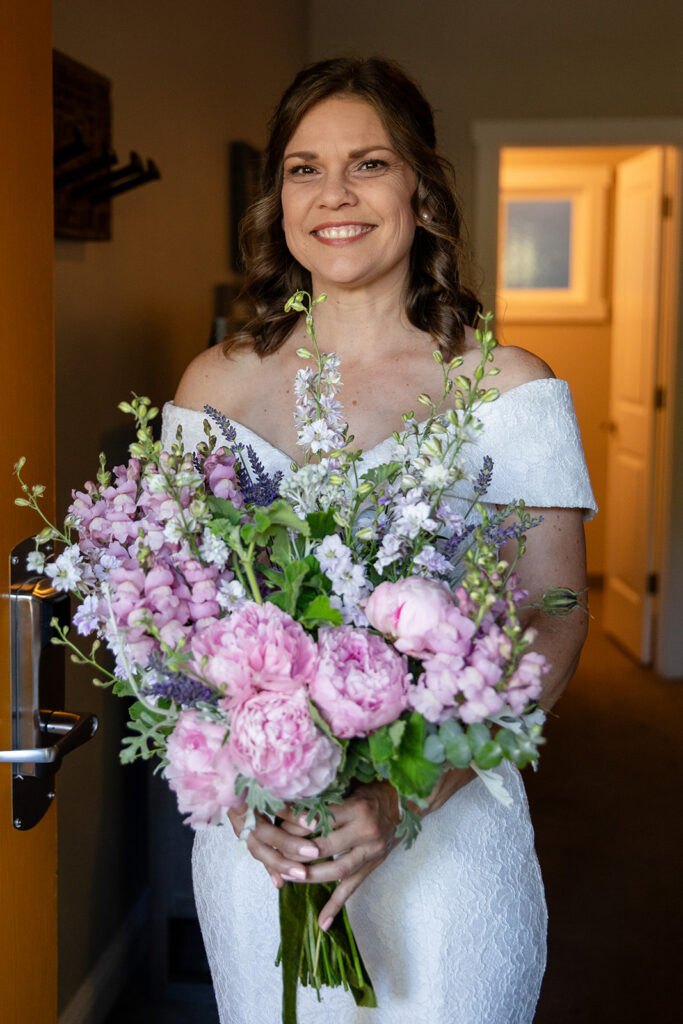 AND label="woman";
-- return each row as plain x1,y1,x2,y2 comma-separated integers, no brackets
163,58,596,1023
